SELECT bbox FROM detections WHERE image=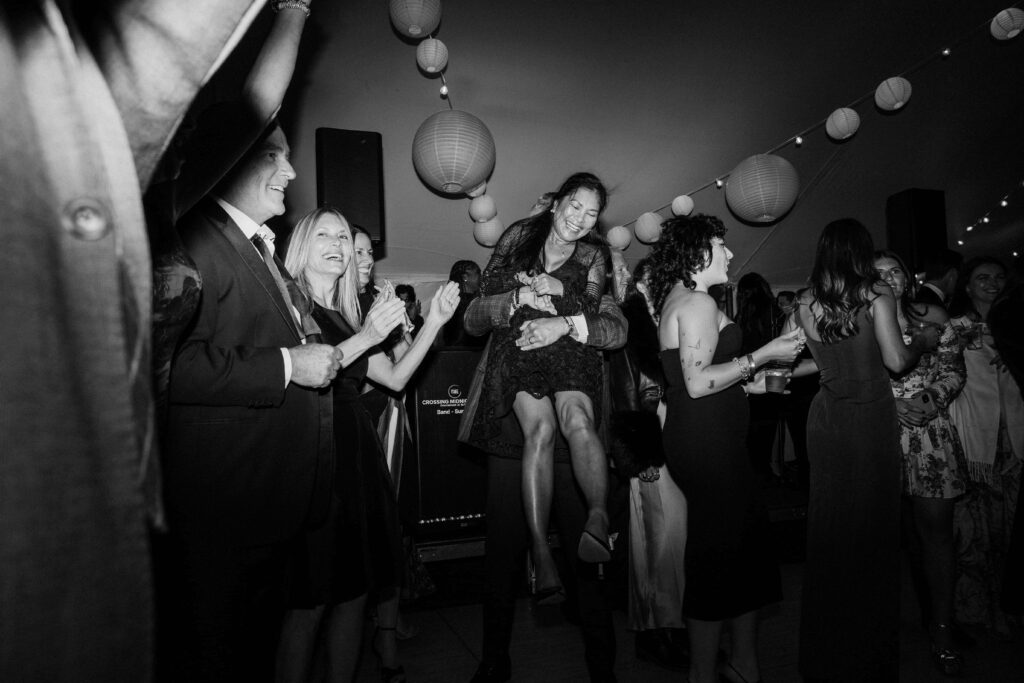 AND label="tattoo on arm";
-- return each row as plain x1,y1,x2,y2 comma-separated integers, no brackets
708,379,715,389
686,338,702,350
695,360,702,366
